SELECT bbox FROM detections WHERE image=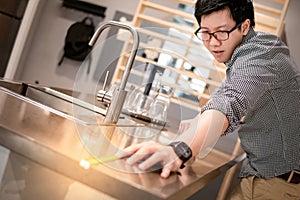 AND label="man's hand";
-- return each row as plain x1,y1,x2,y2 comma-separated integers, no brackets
115,110,228,178
116,141,183,178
